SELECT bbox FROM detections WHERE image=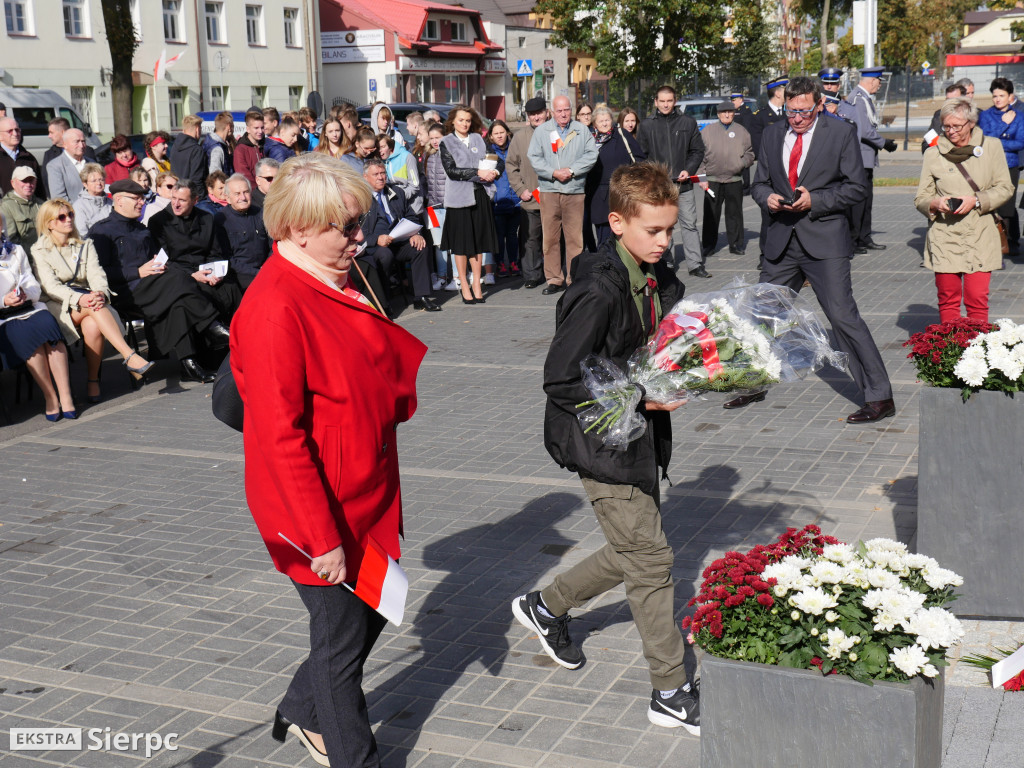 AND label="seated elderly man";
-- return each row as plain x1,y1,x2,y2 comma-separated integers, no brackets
0,166,41,249
214,174,271,290
90,179,231,383
148,181,243,323
251,158,279,208
361,158,440,313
